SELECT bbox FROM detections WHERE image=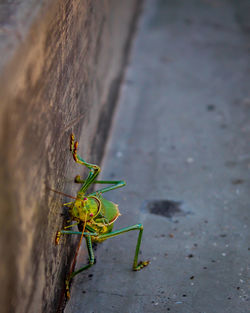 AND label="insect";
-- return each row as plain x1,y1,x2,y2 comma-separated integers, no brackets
55,134,149,298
